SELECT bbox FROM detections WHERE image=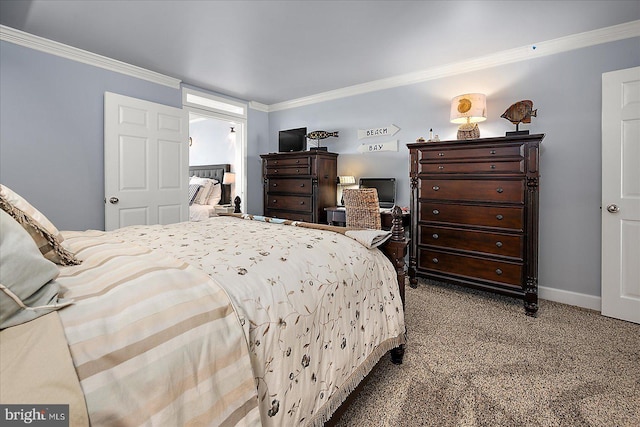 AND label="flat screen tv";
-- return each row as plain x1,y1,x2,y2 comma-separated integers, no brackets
359,178,396,208
278,127,307,152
